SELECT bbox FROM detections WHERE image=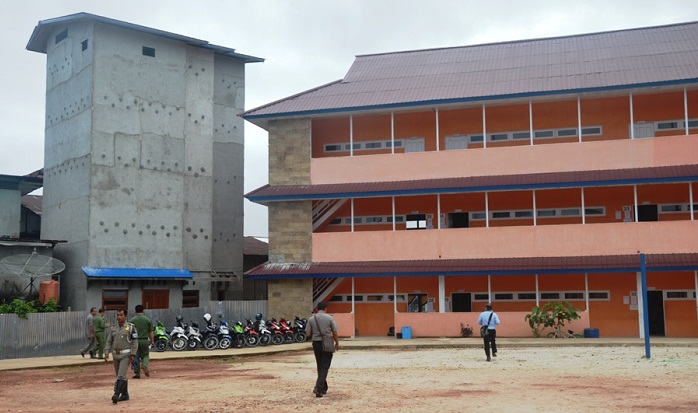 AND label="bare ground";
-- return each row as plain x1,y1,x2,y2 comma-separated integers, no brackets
1,346,697,413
